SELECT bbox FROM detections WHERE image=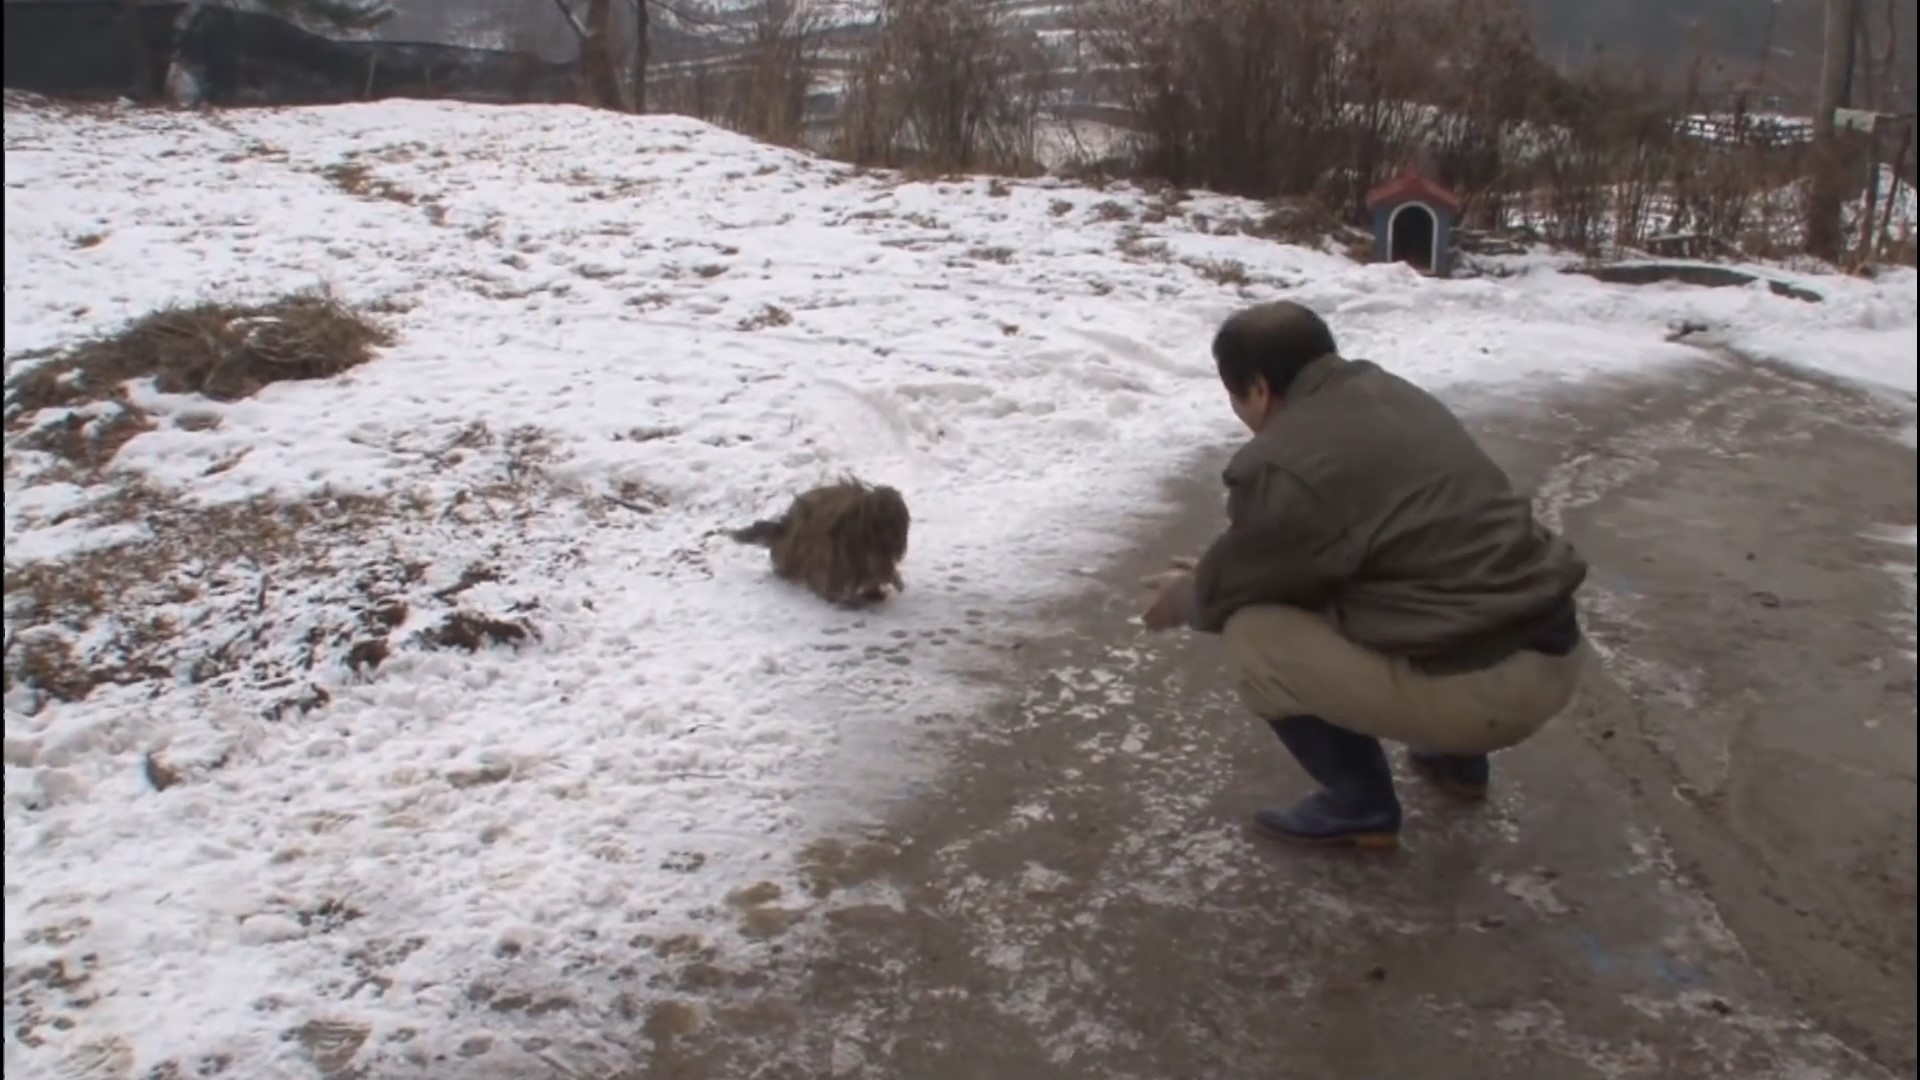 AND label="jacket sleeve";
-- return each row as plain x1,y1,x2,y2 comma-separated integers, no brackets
1187,463,1359,634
